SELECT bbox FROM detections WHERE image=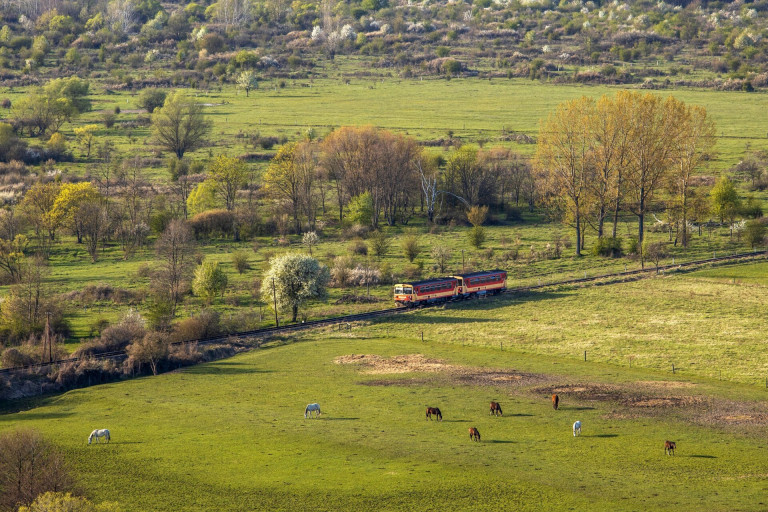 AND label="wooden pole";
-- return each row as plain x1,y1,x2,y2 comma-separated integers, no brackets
271,278,279,327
